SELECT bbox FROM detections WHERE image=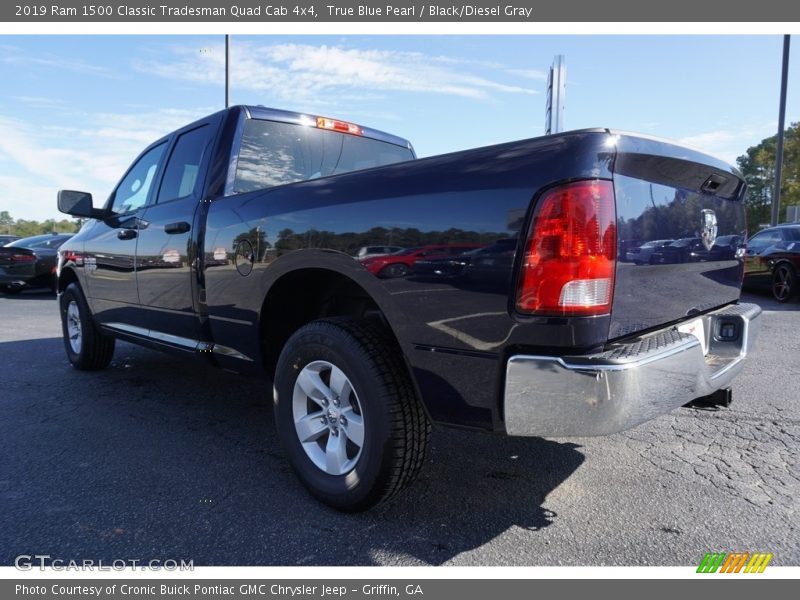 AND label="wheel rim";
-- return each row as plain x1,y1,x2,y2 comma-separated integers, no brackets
773,266,792,301
292,360,365,476
66,300,82,354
